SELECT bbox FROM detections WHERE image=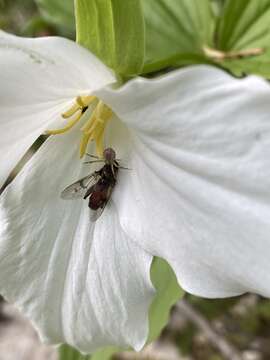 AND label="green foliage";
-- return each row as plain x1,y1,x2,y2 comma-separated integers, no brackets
91,347,120,360
188,295,238,319
75,0,145,77
142,0,215,72
210,0,225,17
59,345,120,360
176,324,195,355
213,0,270,78
142,0,270,78
217,0,270,50
0,0,37,34
35,0,75,35
31,0,270,79
219,52,270,79
148,257,184,342
59,344,91,360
